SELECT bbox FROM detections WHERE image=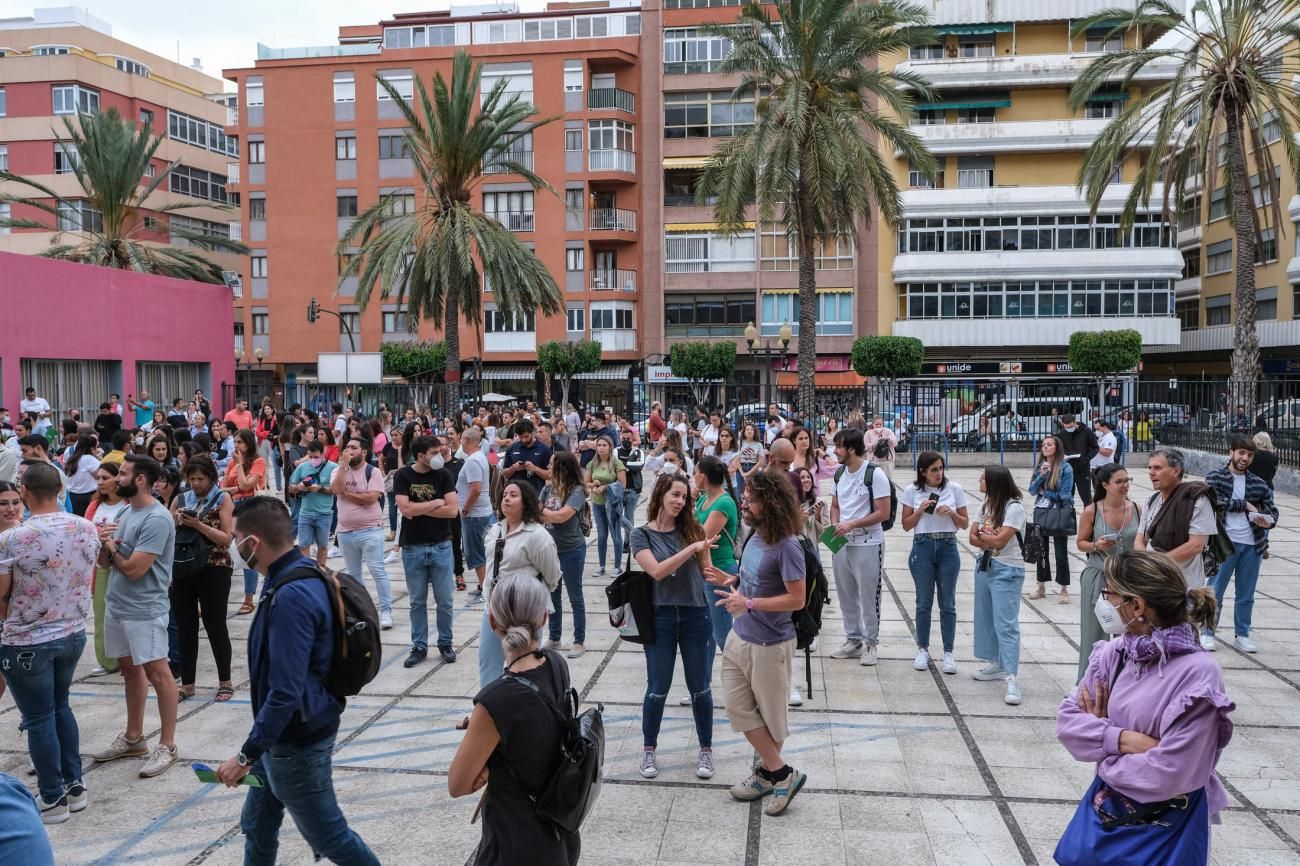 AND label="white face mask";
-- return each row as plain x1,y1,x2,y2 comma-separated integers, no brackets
427,454,445,471
1094,597,1133,635
134,436,145,447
